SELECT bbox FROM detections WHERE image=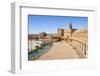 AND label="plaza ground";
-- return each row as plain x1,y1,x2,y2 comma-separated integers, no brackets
38,41,80,60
